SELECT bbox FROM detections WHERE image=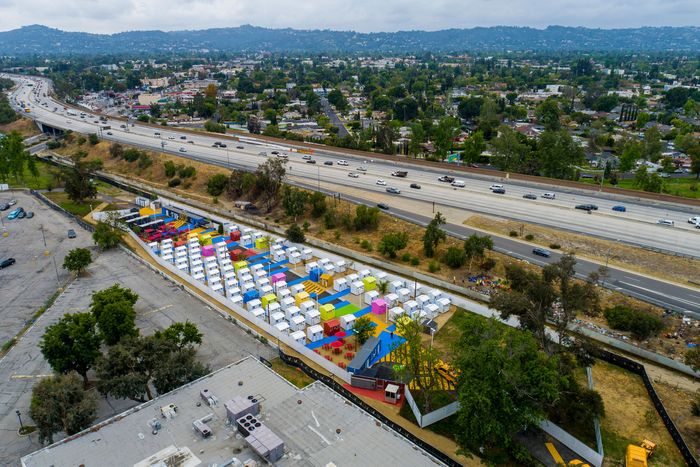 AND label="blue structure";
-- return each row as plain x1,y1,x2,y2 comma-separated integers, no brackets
348,336,382,374
243,290,260,303
309,267,322,283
